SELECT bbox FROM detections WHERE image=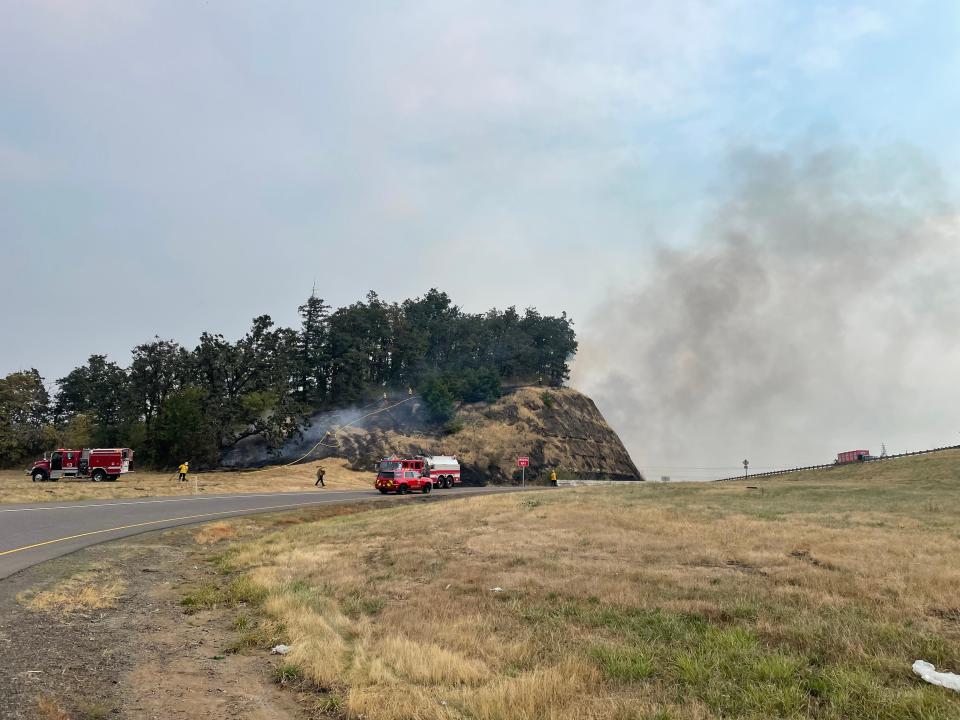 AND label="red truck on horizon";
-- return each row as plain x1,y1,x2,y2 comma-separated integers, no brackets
26,448,134,483
375,455,461,494
836,449,871,464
